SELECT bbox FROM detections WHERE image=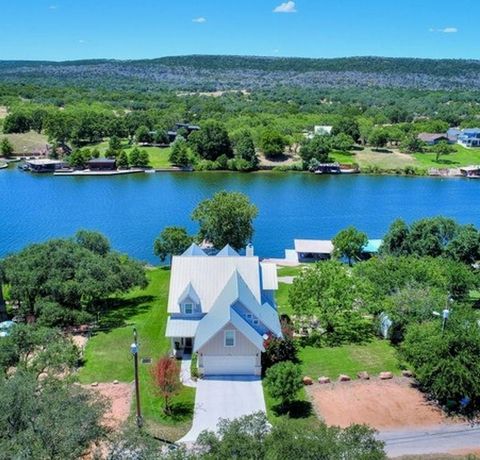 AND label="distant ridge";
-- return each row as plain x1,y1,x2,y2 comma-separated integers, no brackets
1,55,480,91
